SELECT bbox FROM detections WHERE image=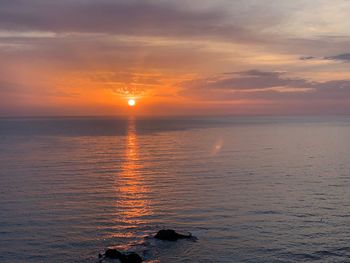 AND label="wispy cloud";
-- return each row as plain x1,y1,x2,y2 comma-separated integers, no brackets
180,70,350,102
324,53,350,62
